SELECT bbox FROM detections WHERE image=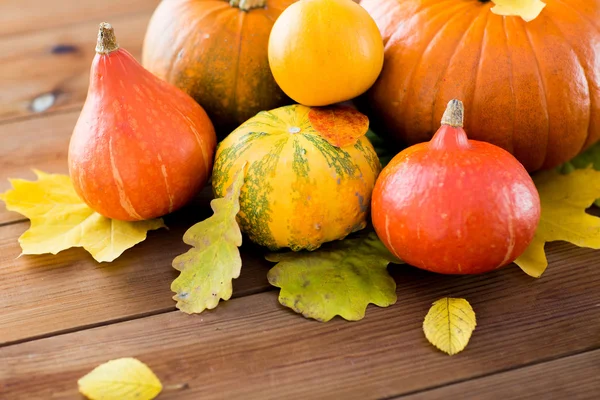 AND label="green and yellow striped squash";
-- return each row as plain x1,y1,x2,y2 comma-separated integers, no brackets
212,104,381,251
